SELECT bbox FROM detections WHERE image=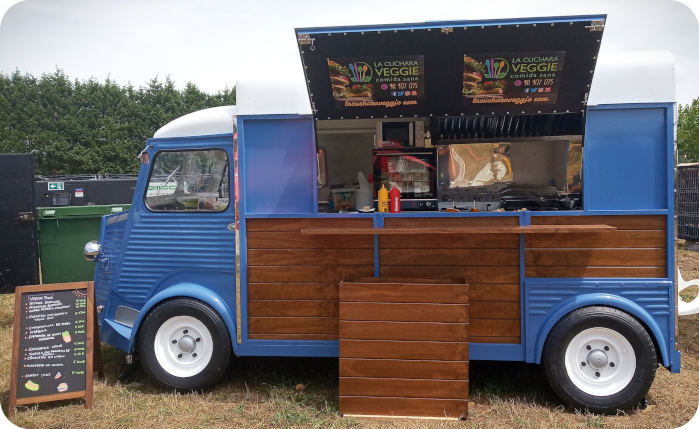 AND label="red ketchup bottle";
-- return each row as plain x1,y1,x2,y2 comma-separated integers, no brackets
389,185,401,213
